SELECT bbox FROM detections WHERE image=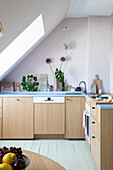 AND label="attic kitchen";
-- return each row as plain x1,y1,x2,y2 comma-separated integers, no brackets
0,30,113,170
0,0,113,169
0,71,113,170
